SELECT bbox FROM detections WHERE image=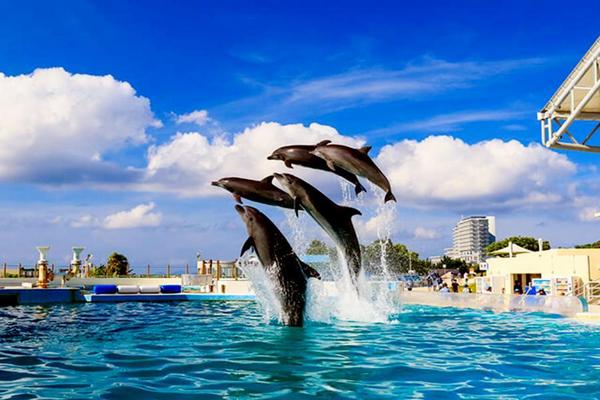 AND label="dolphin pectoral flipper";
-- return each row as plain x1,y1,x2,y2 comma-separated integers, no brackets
233,193,243,204
354,181,367,195
294,197,302,217
284,160,294,169
359,145,372,154
340,206,362,217
325,159,336,170
300,261,321,280
240,237,255,256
